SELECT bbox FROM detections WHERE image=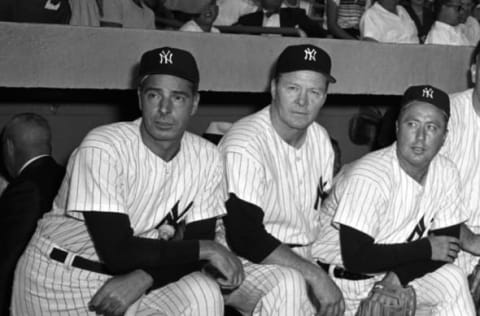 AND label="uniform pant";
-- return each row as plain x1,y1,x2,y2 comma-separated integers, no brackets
11,232,224,316
330,263,475,316
225,262,316,316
